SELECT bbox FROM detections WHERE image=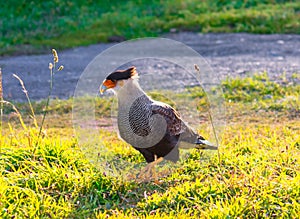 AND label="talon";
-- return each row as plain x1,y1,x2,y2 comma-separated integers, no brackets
137,157,164,182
